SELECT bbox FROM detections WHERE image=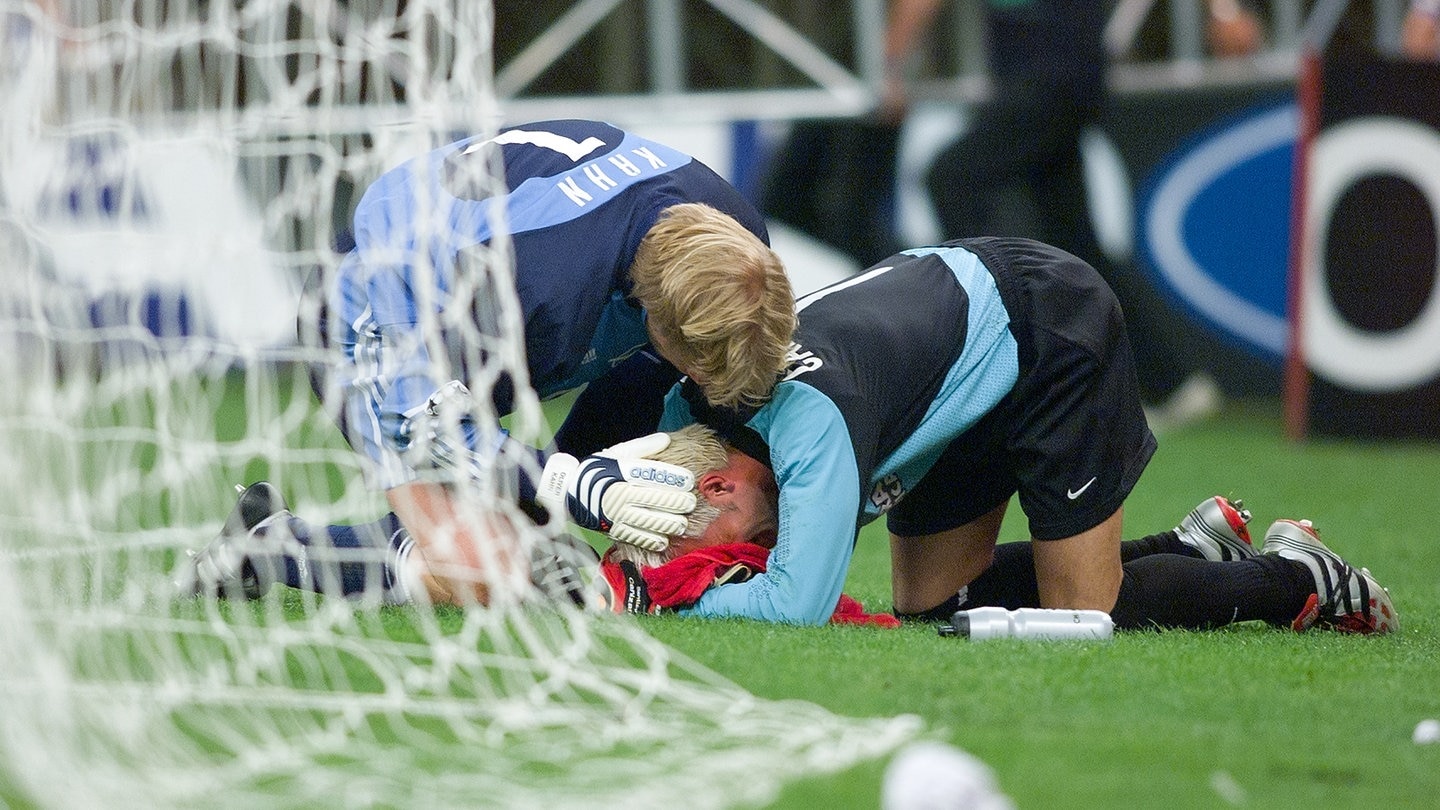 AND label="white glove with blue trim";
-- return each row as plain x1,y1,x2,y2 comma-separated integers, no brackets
537,433,697,552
